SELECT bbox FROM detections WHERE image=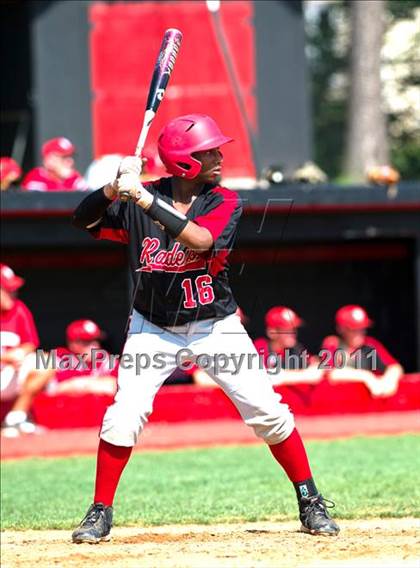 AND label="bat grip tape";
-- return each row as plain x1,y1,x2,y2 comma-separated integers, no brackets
145,195,188,238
